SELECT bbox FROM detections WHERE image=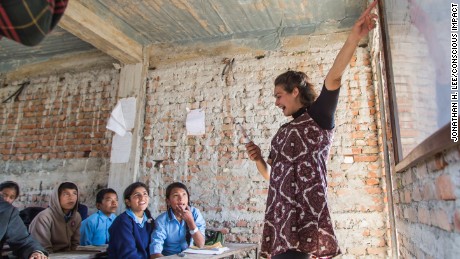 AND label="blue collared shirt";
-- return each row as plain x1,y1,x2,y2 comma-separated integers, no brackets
150,207,206,256
80,210,117,246
126,208,149,227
